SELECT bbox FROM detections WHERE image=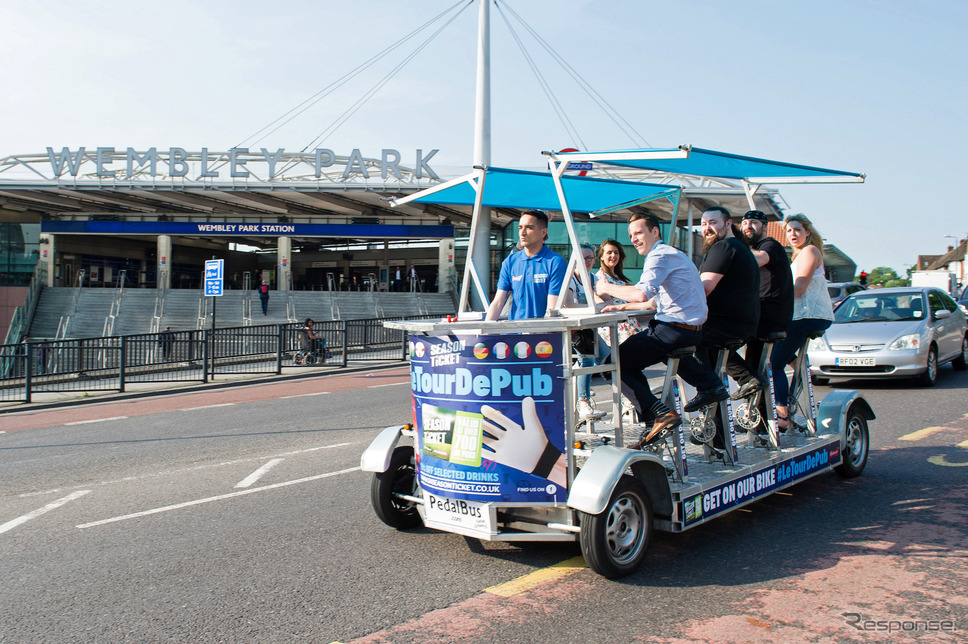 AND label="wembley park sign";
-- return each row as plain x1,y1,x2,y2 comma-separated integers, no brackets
41,146,440,182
